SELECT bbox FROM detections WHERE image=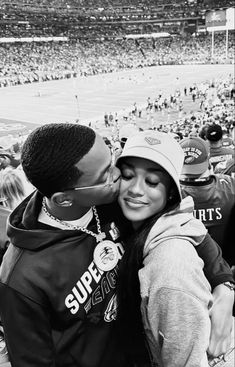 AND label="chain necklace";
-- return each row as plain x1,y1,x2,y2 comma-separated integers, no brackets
42,198,120,272
42,198,106,243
